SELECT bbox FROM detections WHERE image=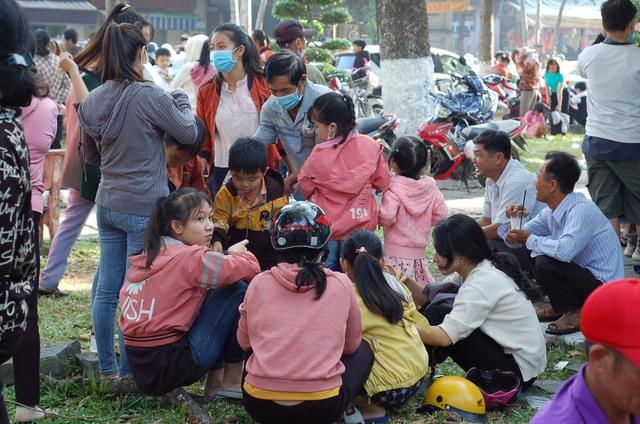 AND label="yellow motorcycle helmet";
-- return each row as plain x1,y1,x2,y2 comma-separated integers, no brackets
417,375,487,423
